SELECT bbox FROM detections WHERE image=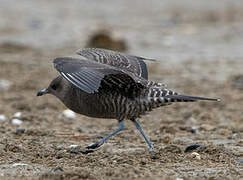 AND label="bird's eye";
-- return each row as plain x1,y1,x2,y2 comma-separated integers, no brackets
51,84,58,90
